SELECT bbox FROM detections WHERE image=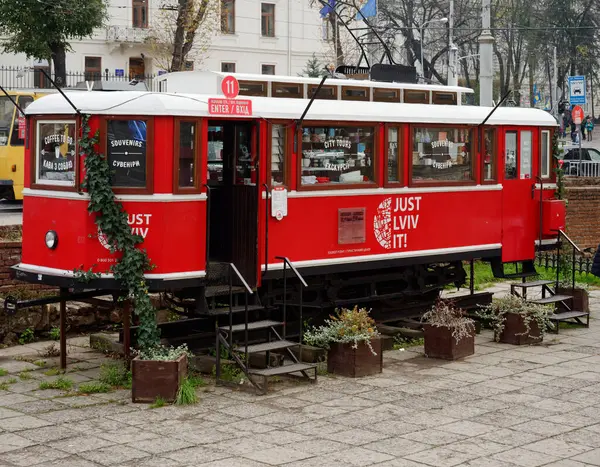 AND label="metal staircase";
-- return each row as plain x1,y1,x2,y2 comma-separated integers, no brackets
212,260,317,395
